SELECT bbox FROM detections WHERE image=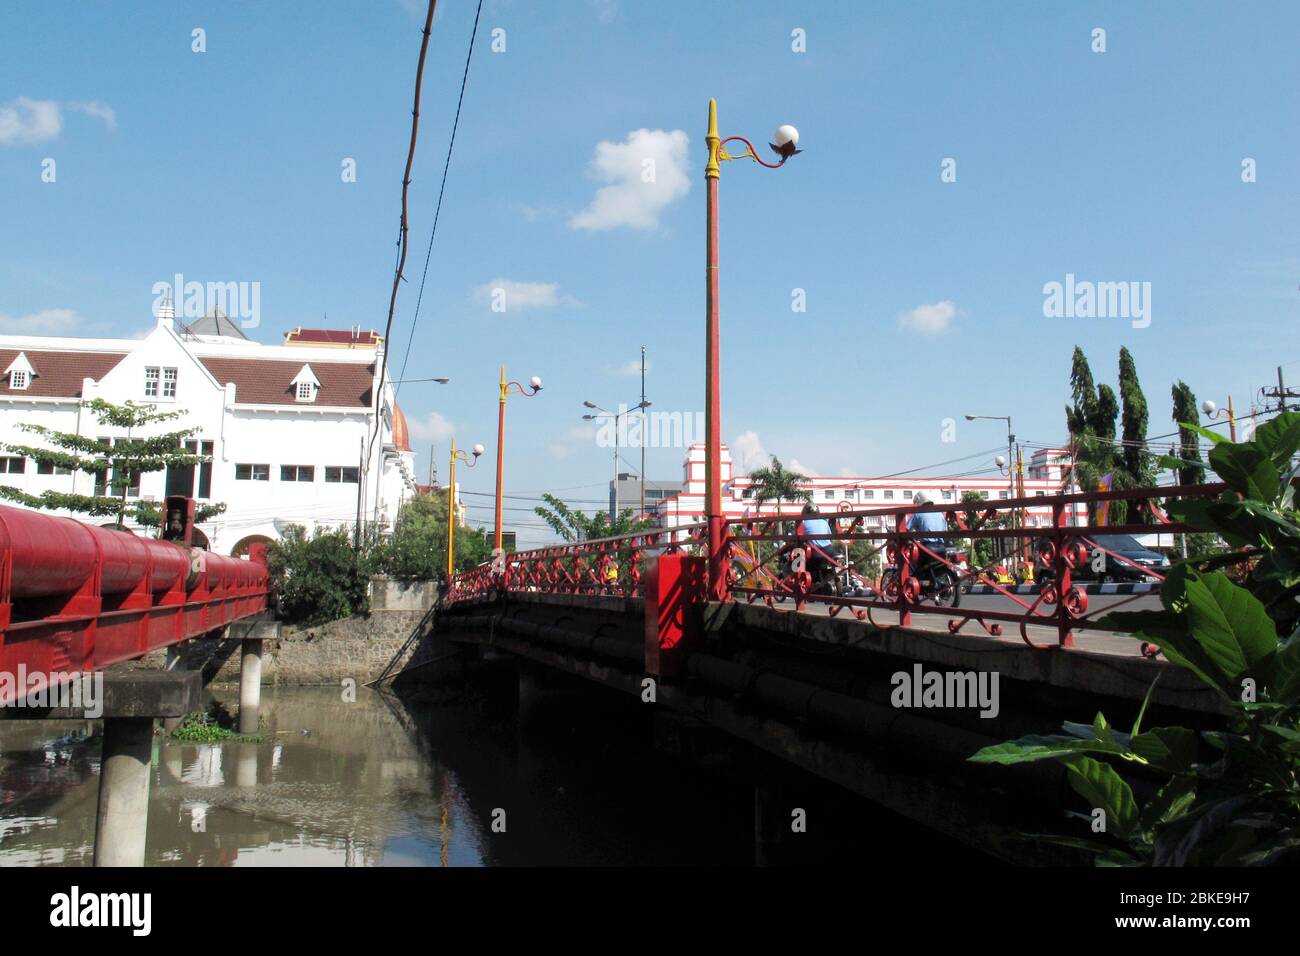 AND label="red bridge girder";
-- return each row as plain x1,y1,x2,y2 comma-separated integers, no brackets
0,504,269,706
